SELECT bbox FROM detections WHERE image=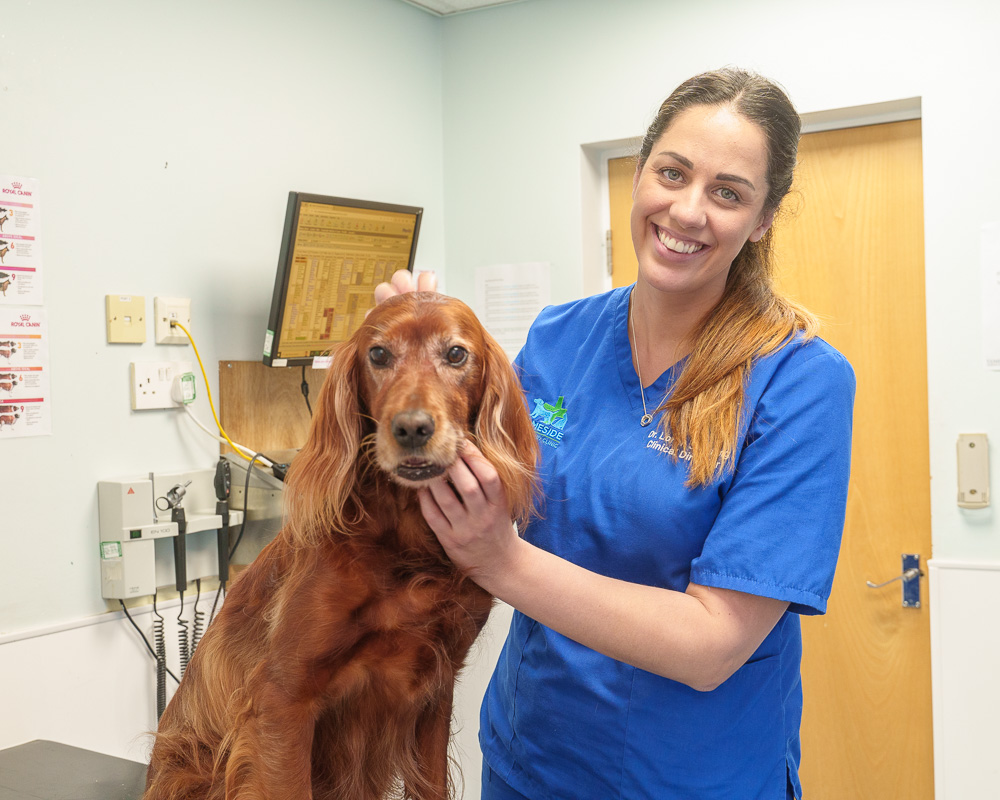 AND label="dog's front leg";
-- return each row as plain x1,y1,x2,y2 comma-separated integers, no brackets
407,688,454,800
224,678,316,800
